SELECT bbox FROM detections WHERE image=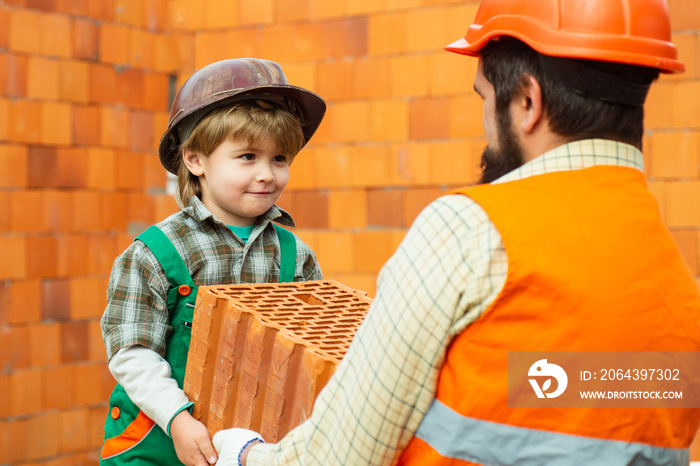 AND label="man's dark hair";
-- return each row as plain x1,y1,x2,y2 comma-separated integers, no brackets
480,38,660,150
